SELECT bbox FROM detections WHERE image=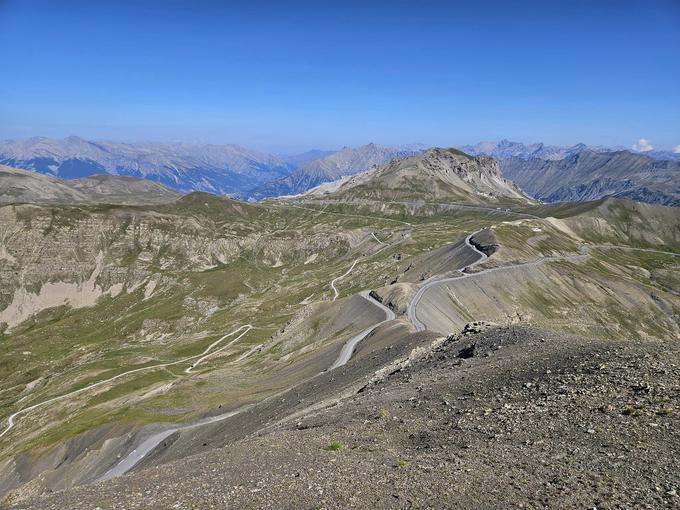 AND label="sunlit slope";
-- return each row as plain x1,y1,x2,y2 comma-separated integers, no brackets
310,148,532,205
0,164,181,205
0,195,521,459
